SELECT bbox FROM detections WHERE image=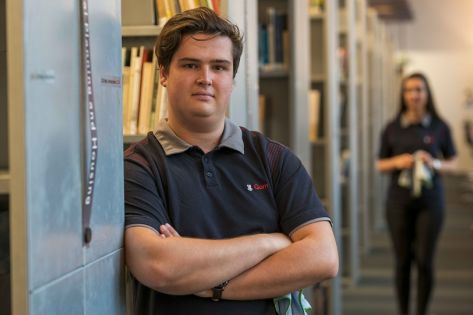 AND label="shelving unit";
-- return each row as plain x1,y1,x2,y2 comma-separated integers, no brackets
121,26,157,144
308,0,344,313
308,0,398,312
122,25,161,37
257,0,311,171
